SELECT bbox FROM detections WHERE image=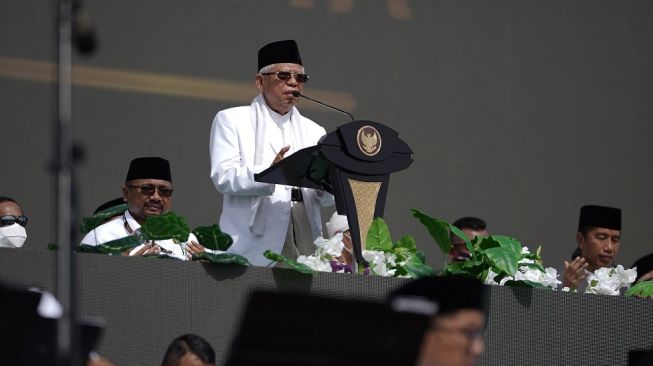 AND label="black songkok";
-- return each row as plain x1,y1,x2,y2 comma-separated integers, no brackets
390,275,484,317
578,205,621,231
257,40,302,71
125,157,171,183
